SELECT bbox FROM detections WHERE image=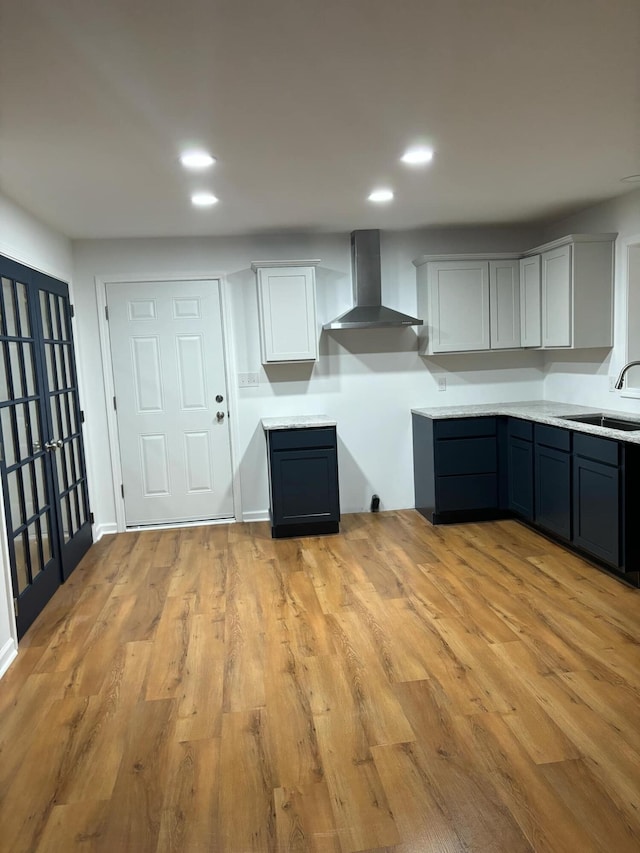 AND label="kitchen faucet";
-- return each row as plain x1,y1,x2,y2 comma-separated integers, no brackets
614,360,640,389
